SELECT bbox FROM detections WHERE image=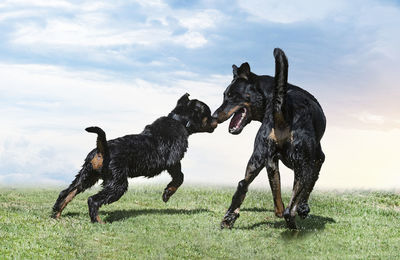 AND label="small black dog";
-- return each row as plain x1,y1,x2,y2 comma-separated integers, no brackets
52,93,217,223
213,48,326,229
